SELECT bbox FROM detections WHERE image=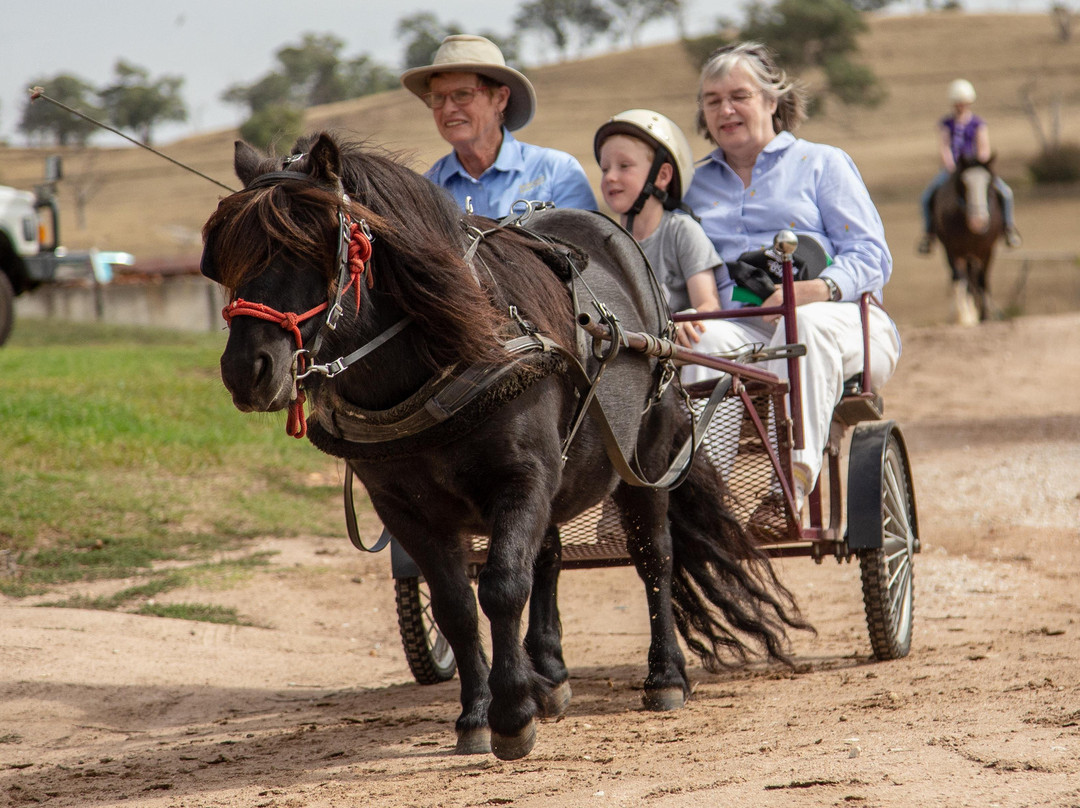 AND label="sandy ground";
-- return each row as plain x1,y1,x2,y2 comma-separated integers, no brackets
2,311,1080,808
